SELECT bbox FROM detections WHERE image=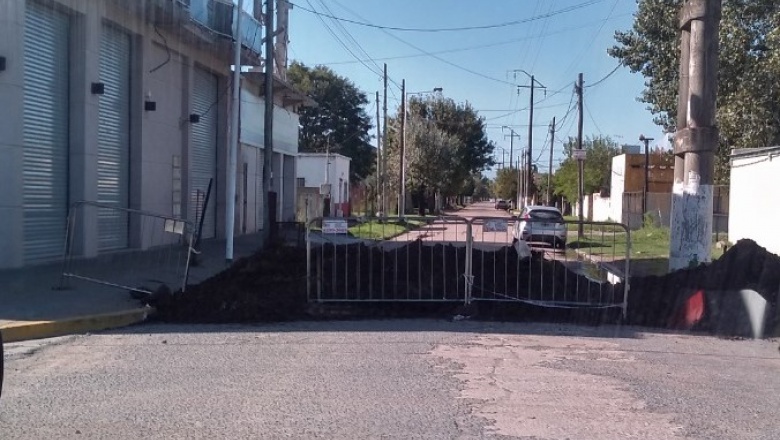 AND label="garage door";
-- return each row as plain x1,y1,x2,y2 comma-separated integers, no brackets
97,24,131,251
23,2,70,263
190,67,219,239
